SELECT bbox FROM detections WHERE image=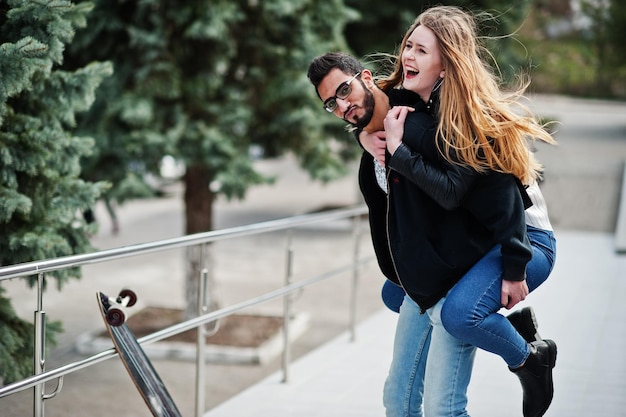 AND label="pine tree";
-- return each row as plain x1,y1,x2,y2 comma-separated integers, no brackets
66,0,358,318
0,0,111,383
584,0,626,95
606,0,626,94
